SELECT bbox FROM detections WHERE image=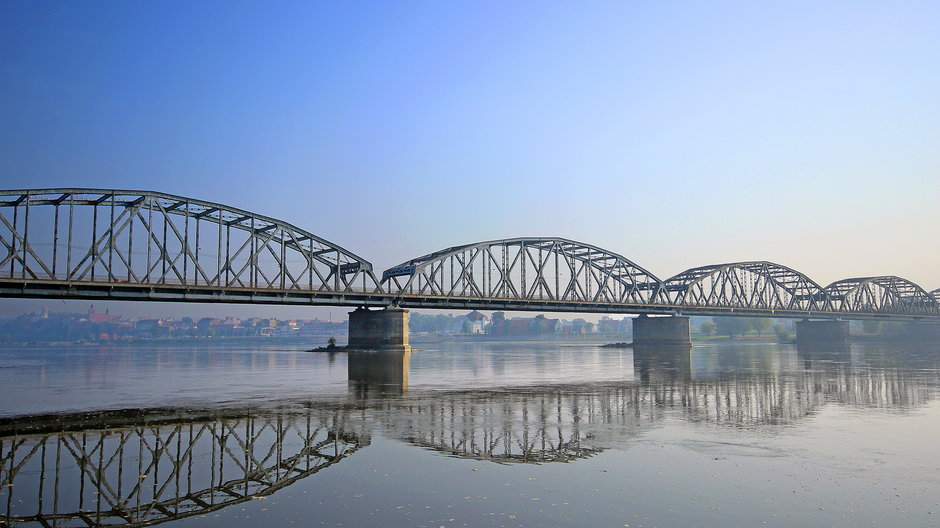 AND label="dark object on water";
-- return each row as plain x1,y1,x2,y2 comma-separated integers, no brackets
601,342,633,348
307,345,347,353
307,337,346,352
